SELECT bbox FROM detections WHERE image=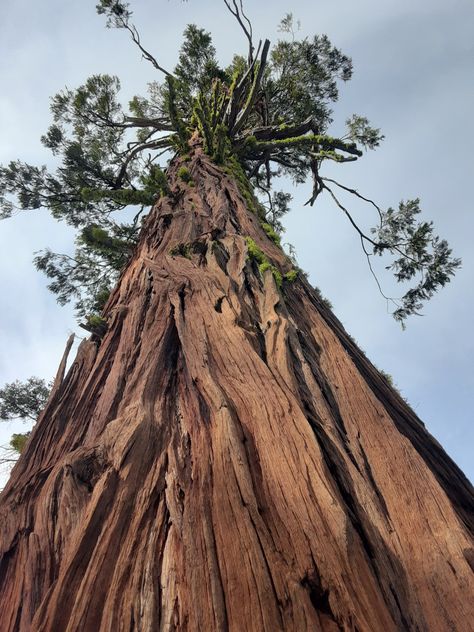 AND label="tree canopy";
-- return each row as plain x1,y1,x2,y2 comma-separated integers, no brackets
0,378,50,424
0,377,50,465
0,0,460,325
